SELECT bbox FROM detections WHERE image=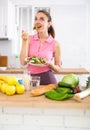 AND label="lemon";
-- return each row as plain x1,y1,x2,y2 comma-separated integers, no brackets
5,85,16,96
1,83,8,93
7,76,18,85
0,81,3,91
16,84,25,94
